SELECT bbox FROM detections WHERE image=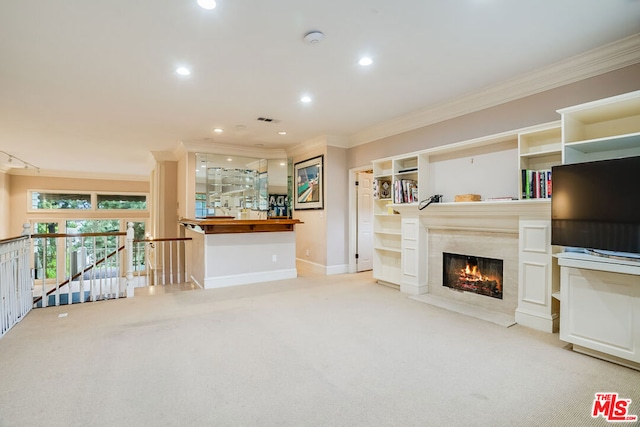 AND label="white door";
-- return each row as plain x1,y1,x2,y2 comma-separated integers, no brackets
357,172,374,272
